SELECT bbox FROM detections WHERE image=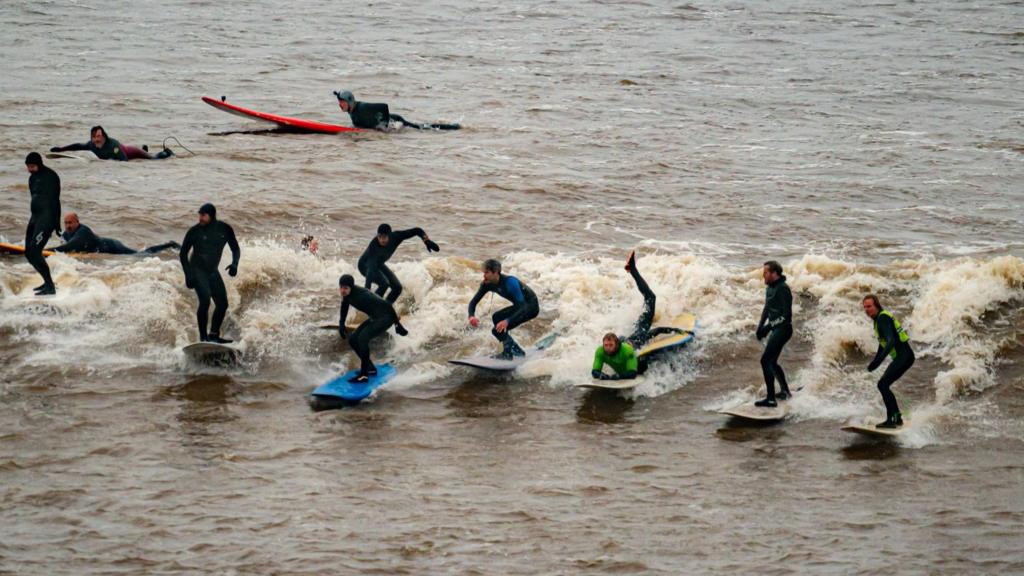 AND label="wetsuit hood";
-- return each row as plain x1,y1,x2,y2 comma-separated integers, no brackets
25,152,43,166
334,90,355,106
339,274,355,288
198,203,217,220
770,274,787,286
377,223,392,236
